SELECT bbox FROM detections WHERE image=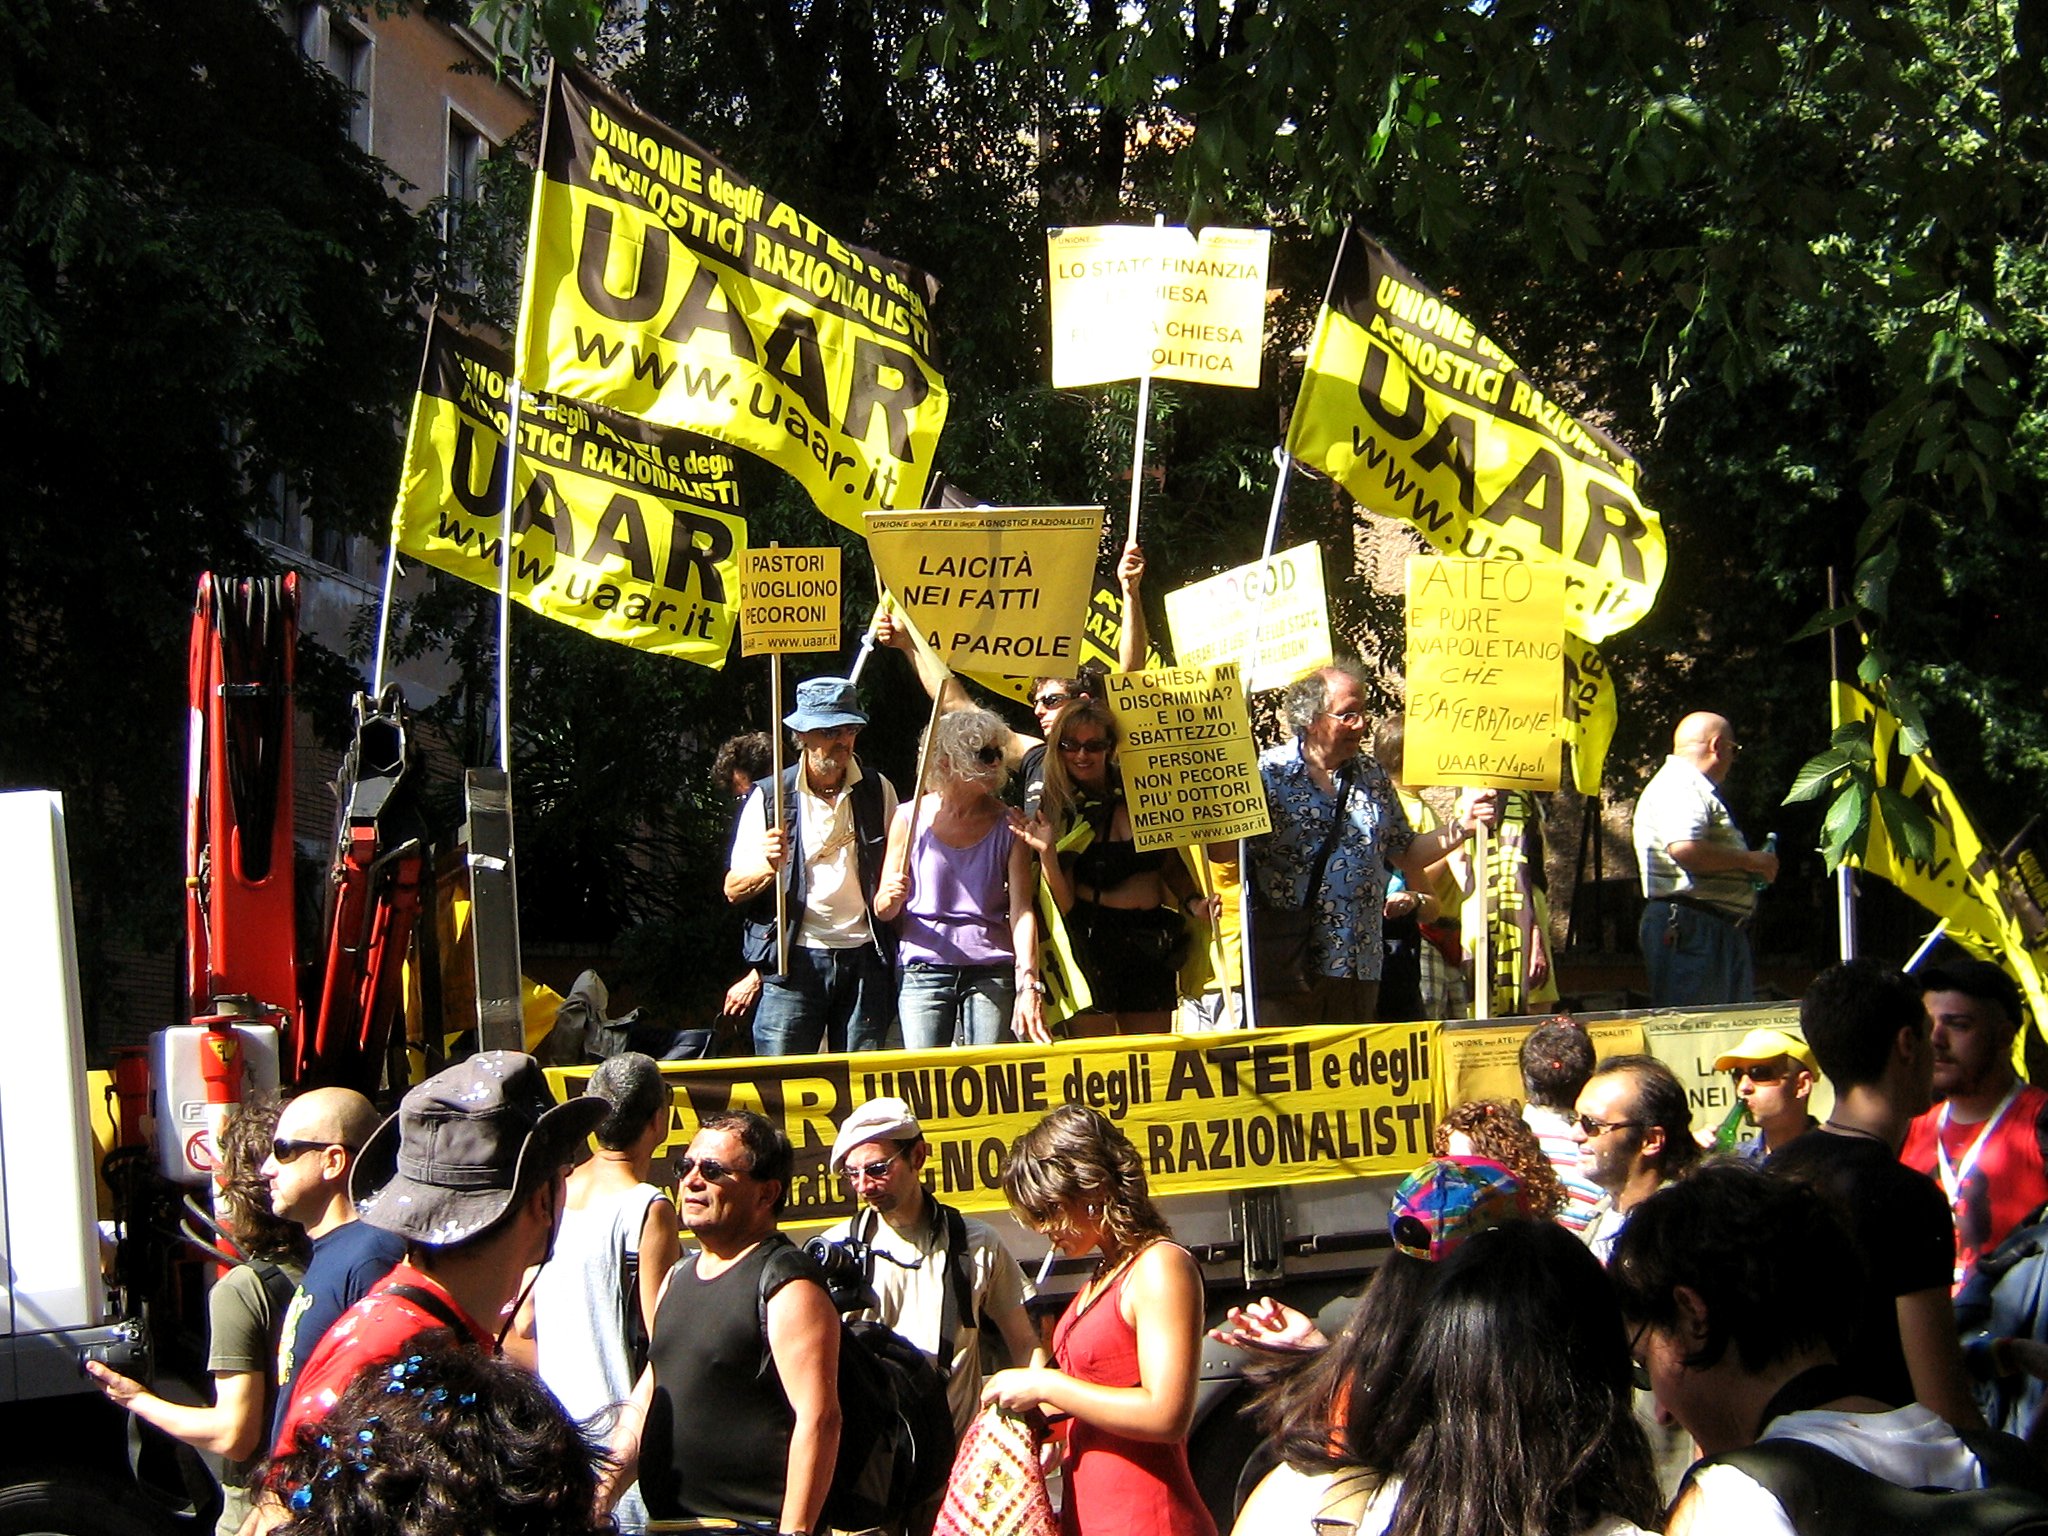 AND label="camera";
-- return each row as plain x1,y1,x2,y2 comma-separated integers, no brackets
76,1319,149,1381
804,1235,880,1315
